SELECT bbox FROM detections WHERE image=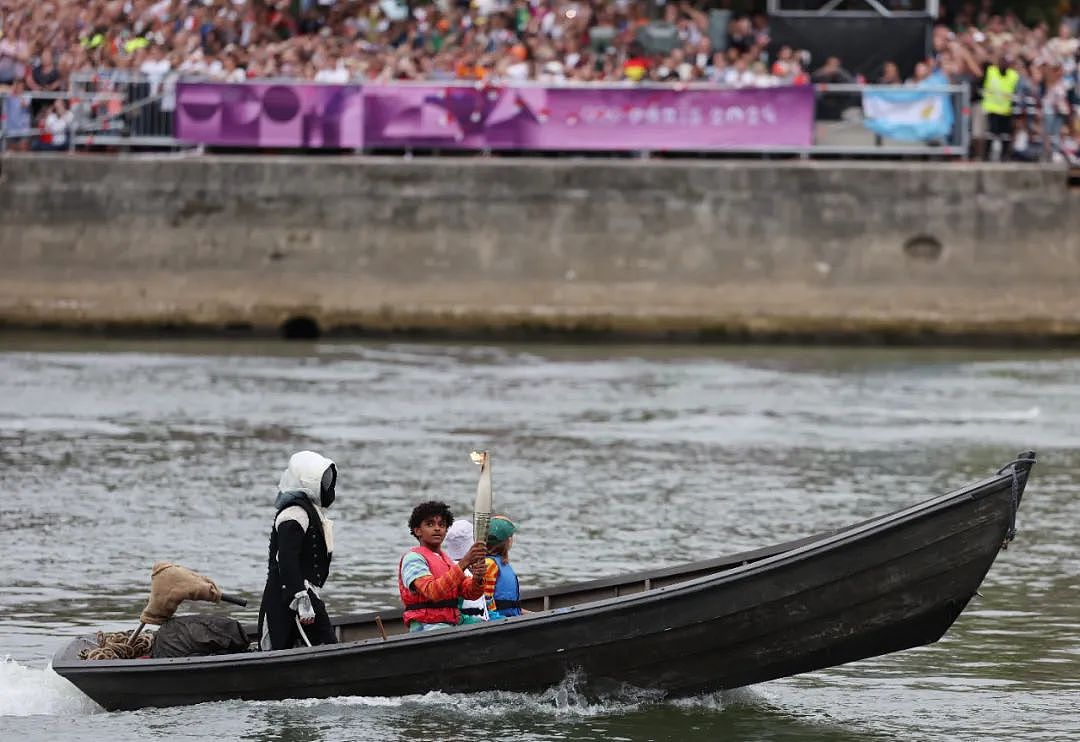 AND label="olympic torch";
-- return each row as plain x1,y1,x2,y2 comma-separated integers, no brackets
470,450,492,545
